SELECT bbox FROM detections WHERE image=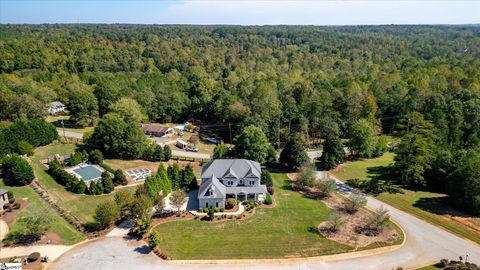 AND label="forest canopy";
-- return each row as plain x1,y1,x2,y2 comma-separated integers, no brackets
1,24,480,213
